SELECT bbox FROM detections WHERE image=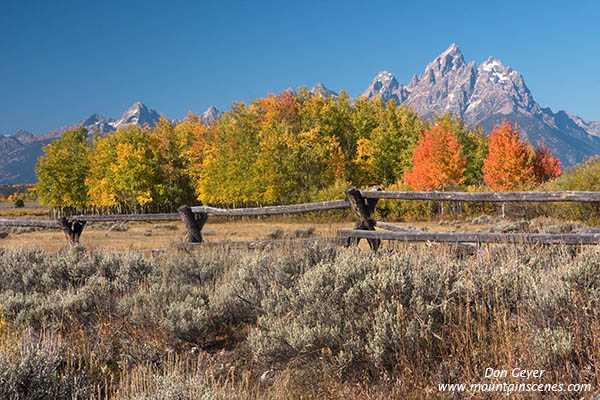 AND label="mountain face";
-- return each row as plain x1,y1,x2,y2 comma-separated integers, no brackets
4,47,600,184
112,102,160,129
201,106,222,125
361,71,408,105
0,102,164,184
361,44,600,167
311,82,339,98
